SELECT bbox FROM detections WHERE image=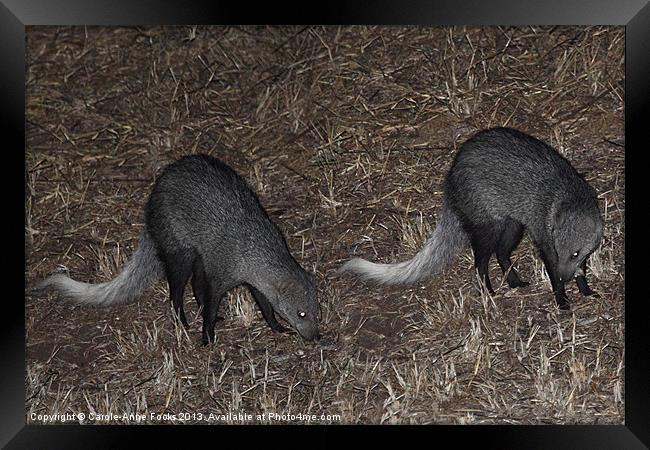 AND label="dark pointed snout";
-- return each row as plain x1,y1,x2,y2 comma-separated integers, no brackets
297,324,320,342
558,265,578,283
